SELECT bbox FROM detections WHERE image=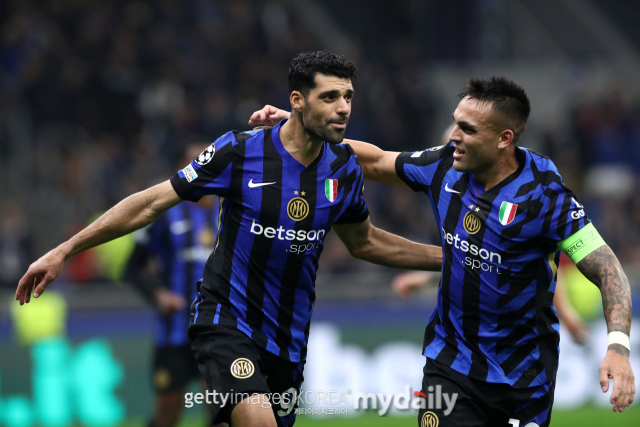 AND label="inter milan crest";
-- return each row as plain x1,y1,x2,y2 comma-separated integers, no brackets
421,411,439,427
195,143,216,165
463,211,482,235
288,191,309,221
230,358,254,379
